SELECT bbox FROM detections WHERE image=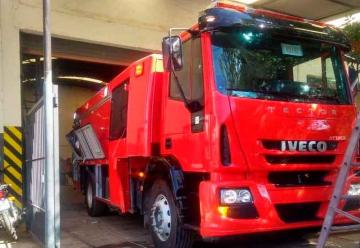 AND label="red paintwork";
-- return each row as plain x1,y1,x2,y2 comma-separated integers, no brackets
76,55,164,210
73,2,360,239
199,180,360,237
